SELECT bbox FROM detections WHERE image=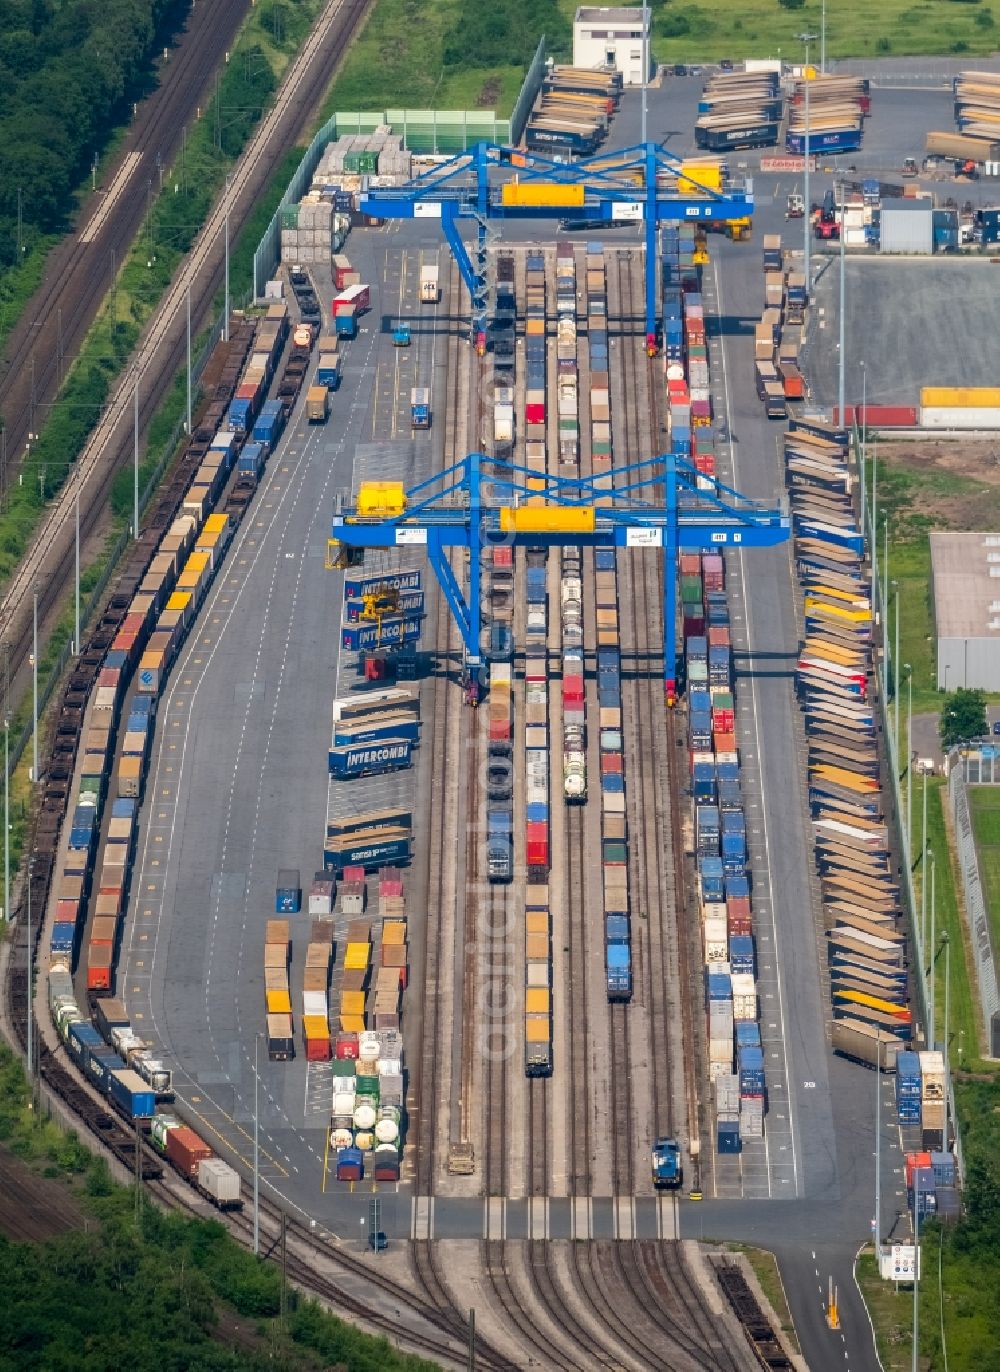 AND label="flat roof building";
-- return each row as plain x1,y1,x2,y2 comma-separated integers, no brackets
930,531,1000,690
573,7,652,85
